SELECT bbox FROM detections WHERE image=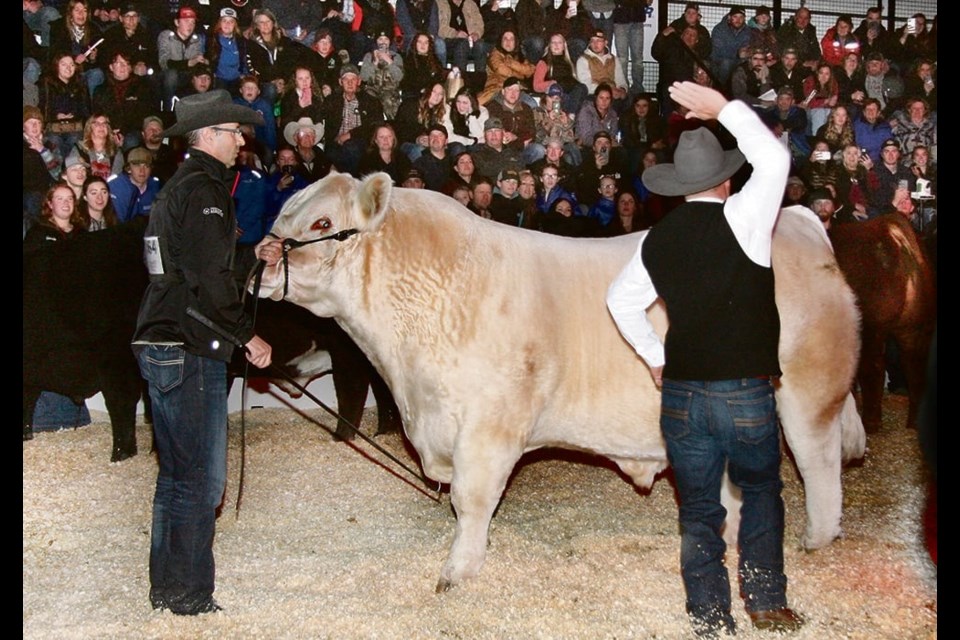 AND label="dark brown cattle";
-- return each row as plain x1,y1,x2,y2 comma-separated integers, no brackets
23,221,397,462
235,299,400,439
831,214,936,432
